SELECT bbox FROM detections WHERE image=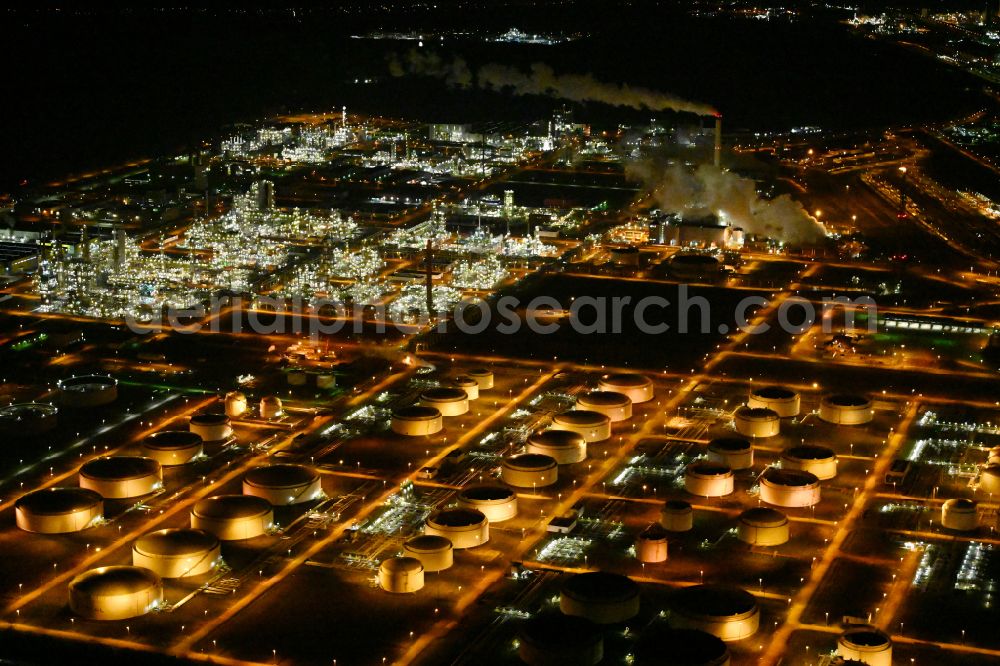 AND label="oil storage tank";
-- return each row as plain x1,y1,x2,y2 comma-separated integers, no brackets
259,396,283,419
781,445,838,480
819,394,874,425
68,566,162,620
190,495,273,540
527,430,587,464
425,508,489,549
669,585,759,642
560,572,640,624
0,403,58,436
635,523,669,563
467,368,494,390
132,528,221,578
224,391,248,418
456,485,517,522
391,406,444,436
188,413,232,442
403,535,454,572
15,487,103,534
58,375,118,408
243,464,321,505
941,498,978,531
379,557,424,593
140,431,203,466
518,613,603,666
707,437,753,470
550,411,611,443
685,462,734,497
733,407,780,438
760,468,821,507
598,373,654,403
452,376,480,401
502,454,558,488
575,391,632,422
660,500,694,532
79,457,162,499
420,387,469,417
747,386,800,418
837,627,892,666
633,629,731,666
737,508,789,546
